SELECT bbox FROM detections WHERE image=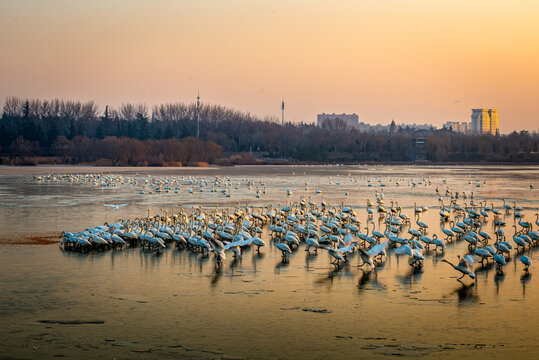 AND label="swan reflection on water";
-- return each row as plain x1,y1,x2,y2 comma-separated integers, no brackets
395,267,423,289
211,266,223,288
314,263,356,287
494,272,506,294
475,261,497,279
229,257,241,271
453,281,479,304
274,258,290,274
357,269,375,291
521,273,531,296
251,252,265,273
304,252,318,269
357,269,374,291
357,269,386,294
